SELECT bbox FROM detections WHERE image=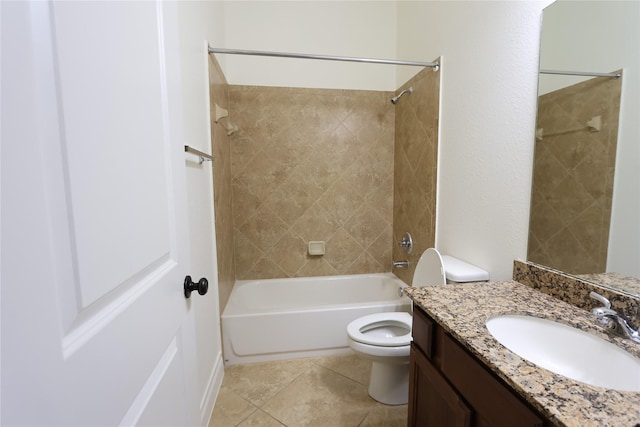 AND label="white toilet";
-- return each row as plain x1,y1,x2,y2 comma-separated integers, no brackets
346,248,489,405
